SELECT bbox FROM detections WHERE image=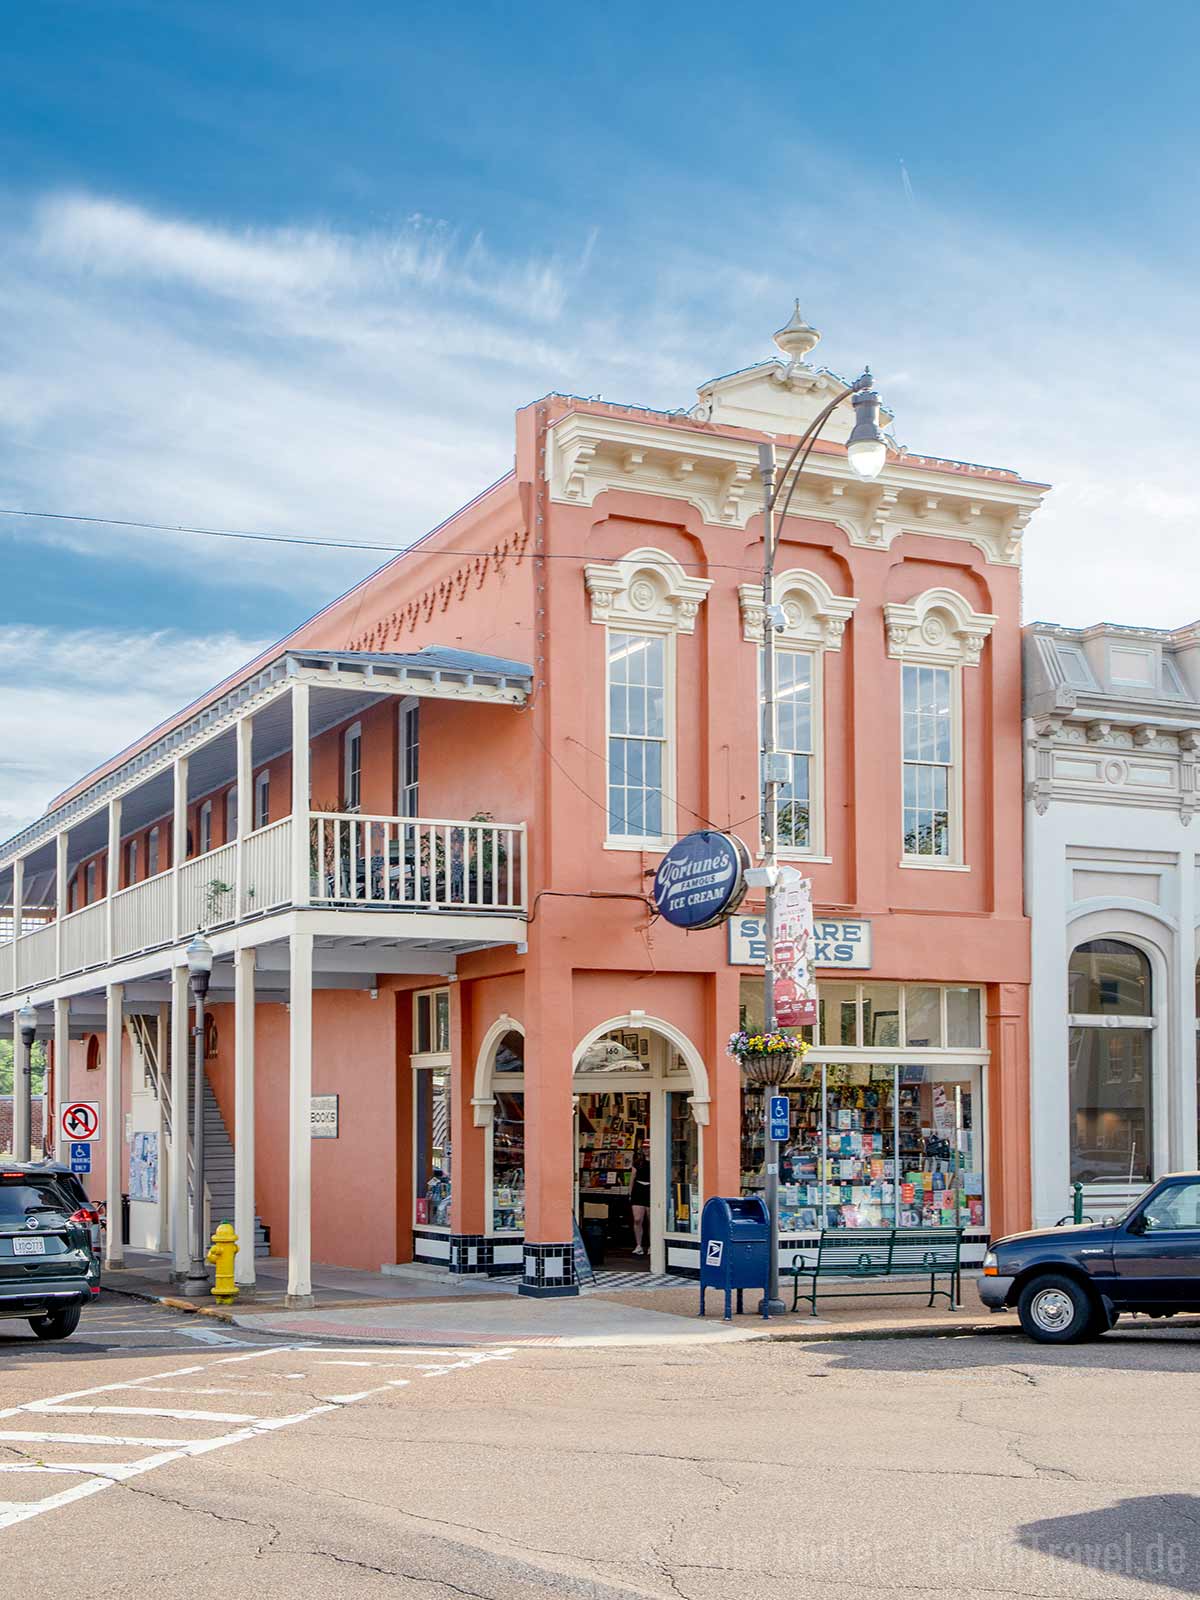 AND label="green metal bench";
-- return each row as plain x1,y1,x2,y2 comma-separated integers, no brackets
786,1227,963,1315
